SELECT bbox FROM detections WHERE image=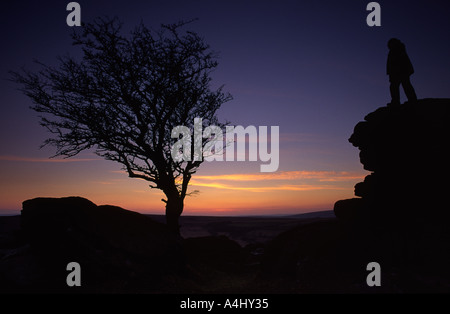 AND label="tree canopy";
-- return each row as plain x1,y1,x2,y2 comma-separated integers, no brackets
11,17,232,233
